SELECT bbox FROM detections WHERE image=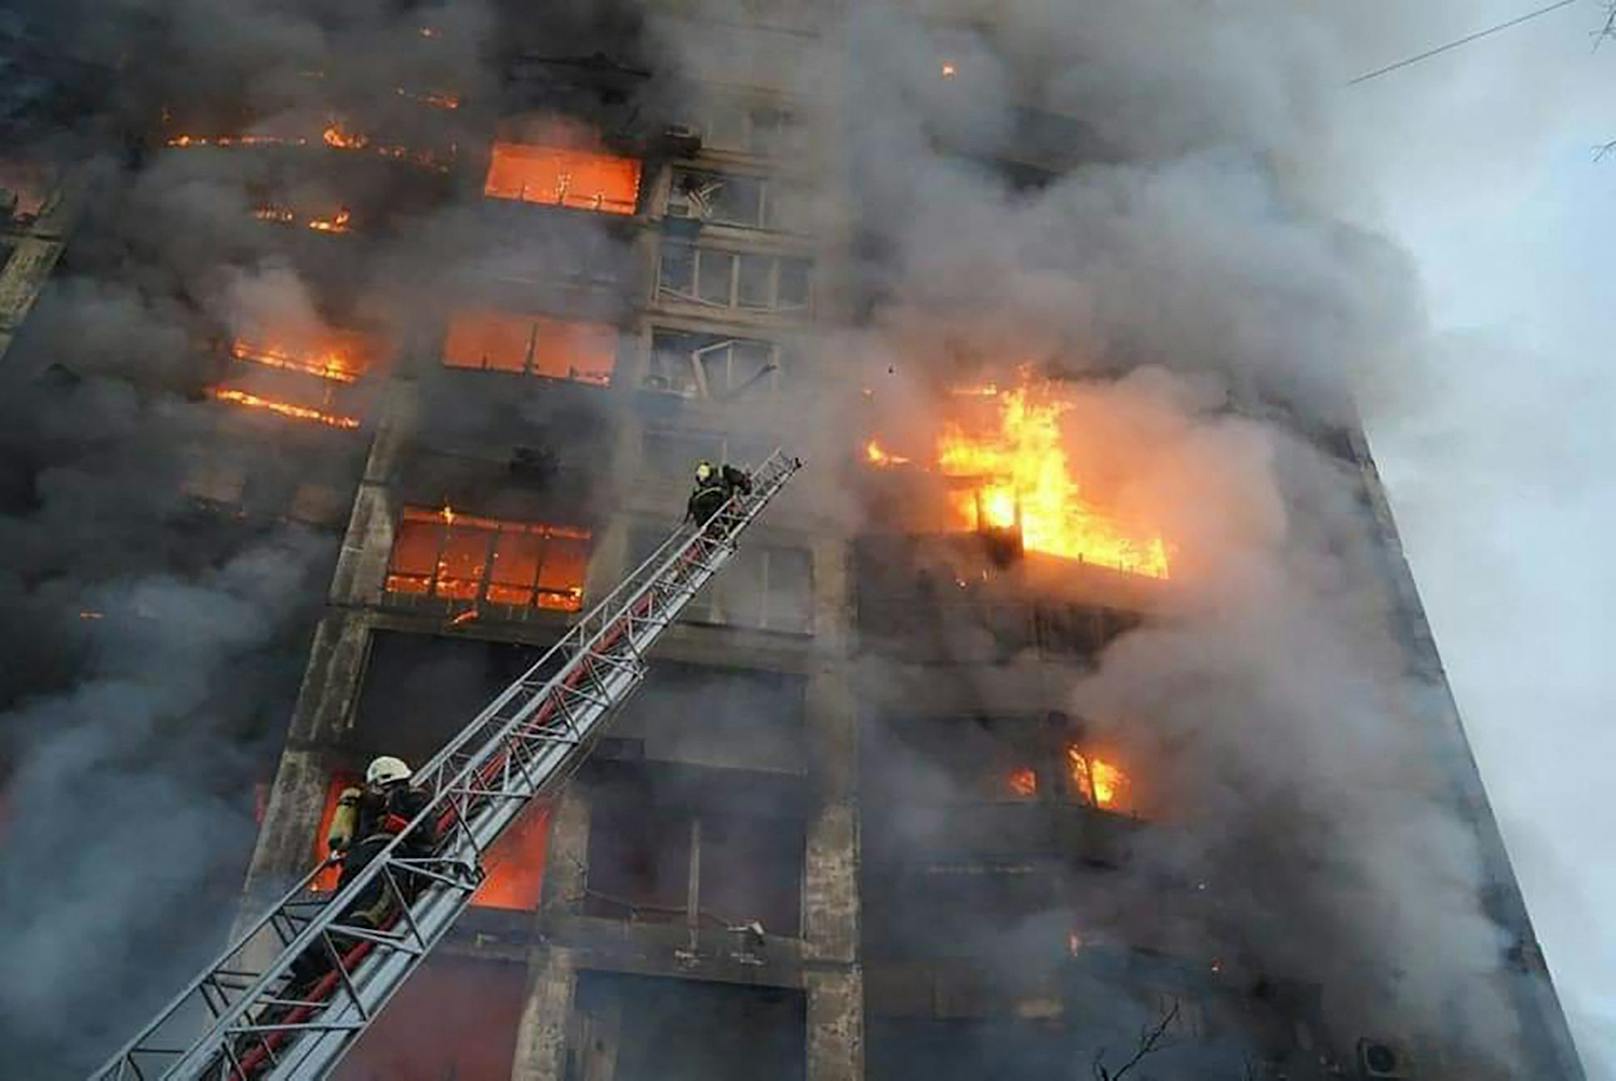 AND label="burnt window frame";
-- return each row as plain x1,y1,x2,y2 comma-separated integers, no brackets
440,309,619,386
644,327,785,400
629,524,813,634
383,506,593,613
668,166,805,232
681,98,802,158
656,242,812,314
